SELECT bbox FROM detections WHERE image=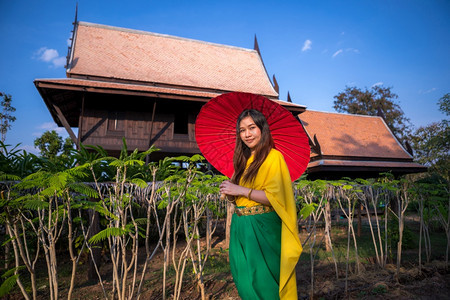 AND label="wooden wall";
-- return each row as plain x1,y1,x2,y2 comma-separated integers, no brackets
79,94,201,155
